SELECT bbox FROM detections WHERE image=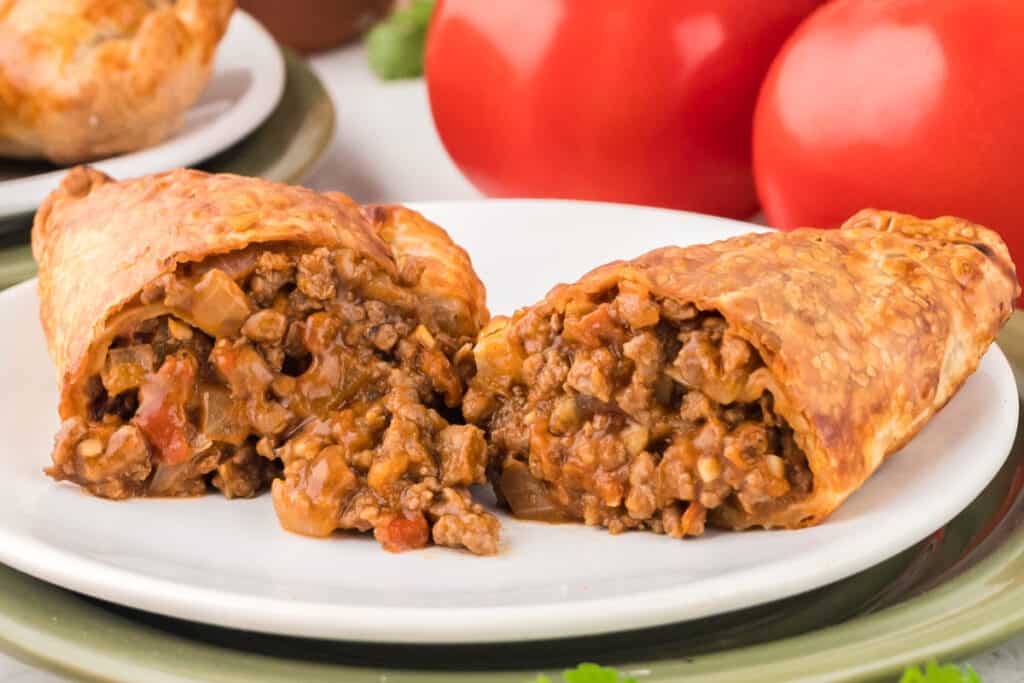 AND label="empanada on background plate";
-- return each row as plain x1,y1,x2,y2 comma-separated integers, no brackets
0,11,284,219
